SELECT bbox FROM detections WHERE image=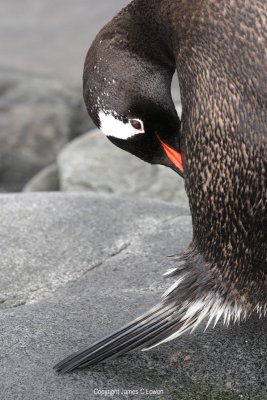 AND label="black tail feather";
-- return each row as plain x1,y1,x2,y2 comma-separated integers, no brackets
53,253,208,374
53,301,191,374
53,244,252,374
